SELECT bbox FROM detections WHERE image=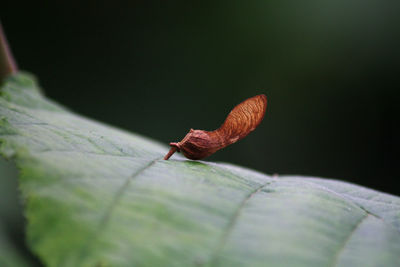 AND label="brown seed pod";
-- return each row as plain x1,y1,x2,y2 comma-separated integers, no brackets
164,94,267,160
